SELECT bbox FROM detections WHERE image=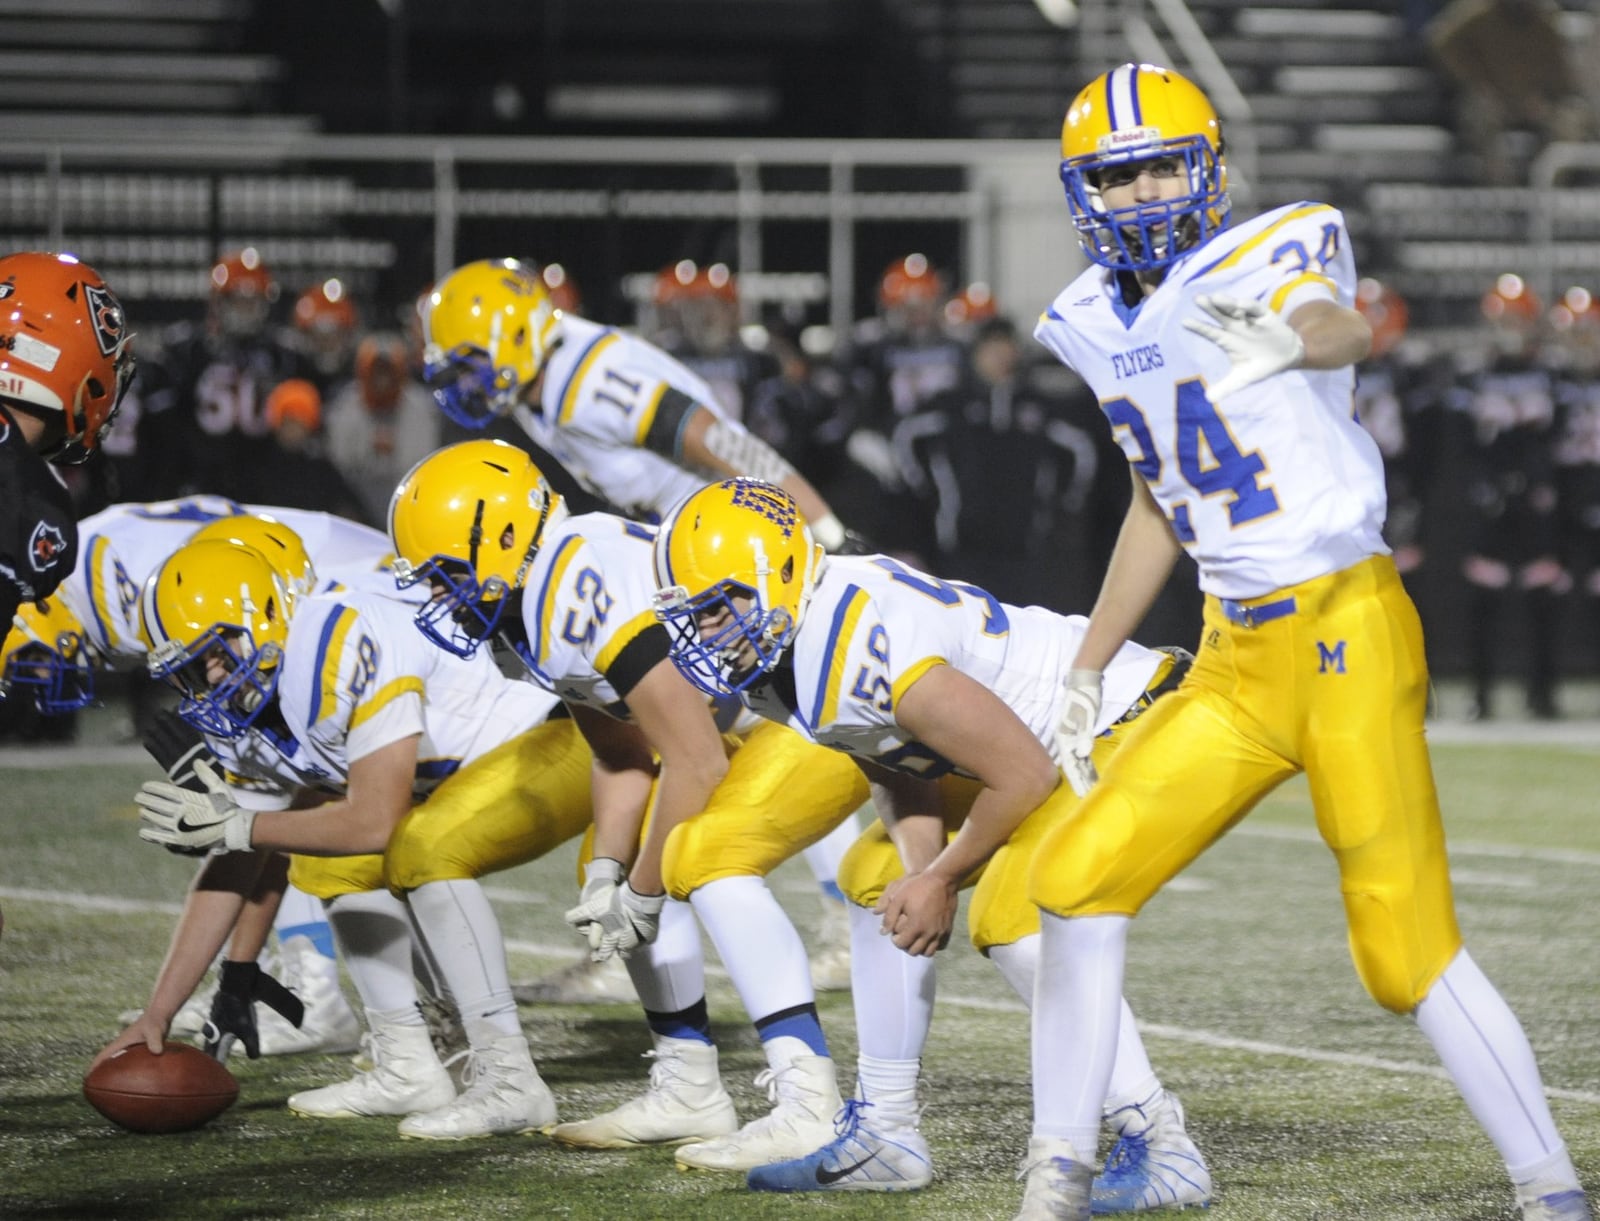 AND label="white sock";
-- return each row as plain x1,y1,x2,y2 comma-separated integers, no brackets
325,889,420,1018
857,1052,920,1127
763,1033,816,1073
1033,911,1127,1160
406,879,519,1040
1106,1000,1158,1107
987,935,1038,1005
1414,947,1569,1171
803,807,864,891
849,900,936,1061
690,875,814,1022
626,898,706,1014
